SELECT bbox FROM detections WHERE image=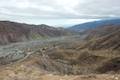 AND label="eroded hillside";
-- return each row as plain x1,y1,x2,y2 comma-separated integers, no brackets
0,21,75,45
